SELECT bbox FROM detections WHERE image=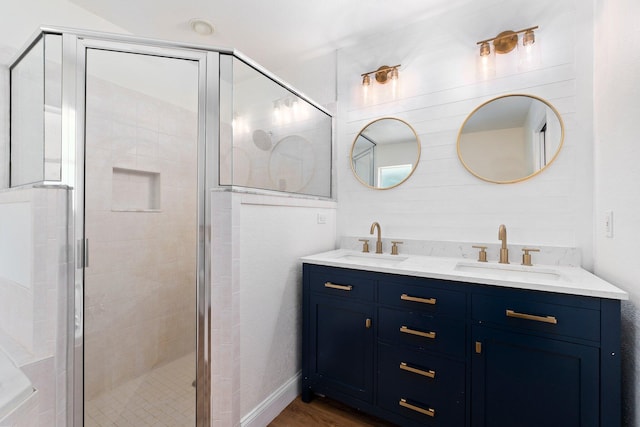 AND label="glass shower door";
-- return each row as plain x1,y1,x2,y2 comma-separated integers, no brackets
82,47,200,426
